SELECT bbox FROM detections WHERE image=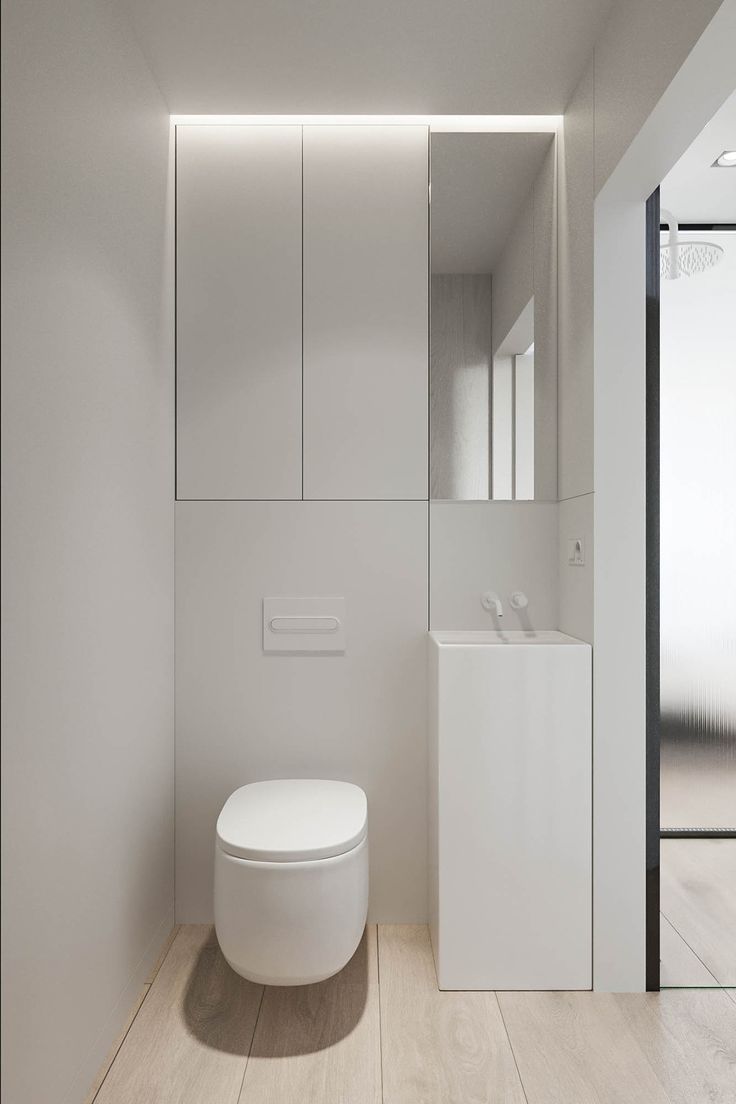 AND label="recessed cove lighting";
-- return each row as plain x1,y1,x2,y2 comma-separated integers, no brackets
170,113,562,134
712,149,736,167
